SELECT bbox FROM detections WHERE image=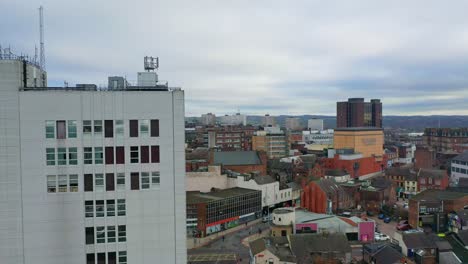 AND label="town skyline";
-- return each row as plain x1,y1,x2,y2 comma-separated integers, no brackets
3,1,468,116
